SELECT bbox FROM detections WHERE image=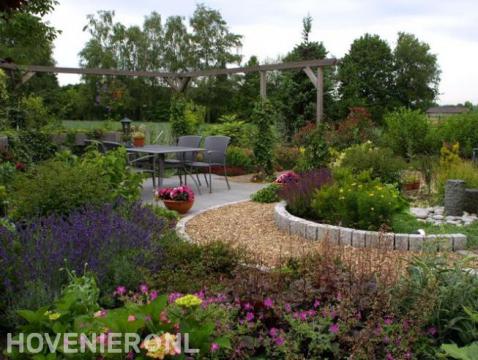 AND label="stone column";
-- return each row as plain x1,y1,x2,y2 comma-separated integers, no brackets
0,136,8,151
464,189,478,214
444,180,465,216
